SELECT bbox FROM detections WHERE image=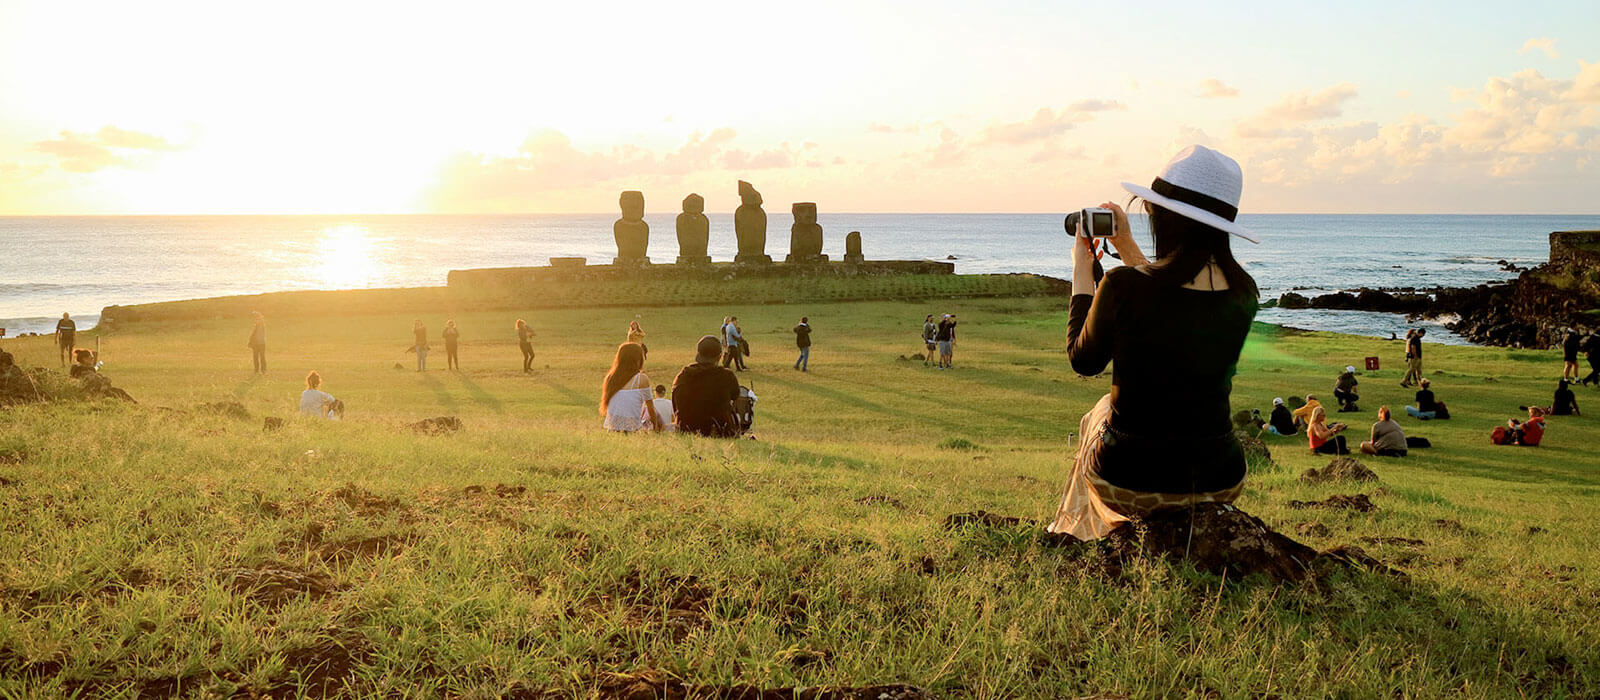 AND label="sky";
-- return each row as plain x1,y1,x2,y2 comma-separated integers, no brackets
0,0,1595,215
